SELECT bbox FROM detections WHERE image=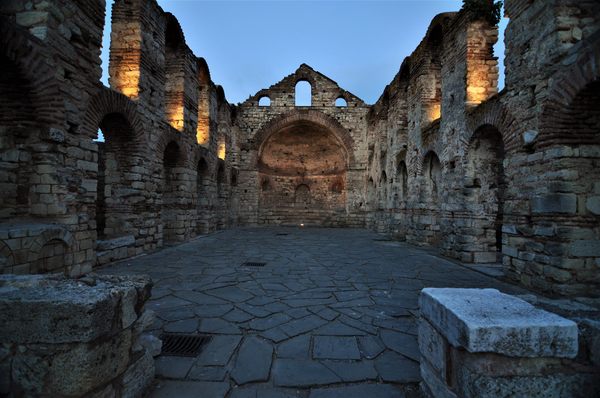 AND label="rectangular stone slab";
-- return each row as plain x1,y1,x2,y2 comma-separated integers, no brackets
419,288,578,358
